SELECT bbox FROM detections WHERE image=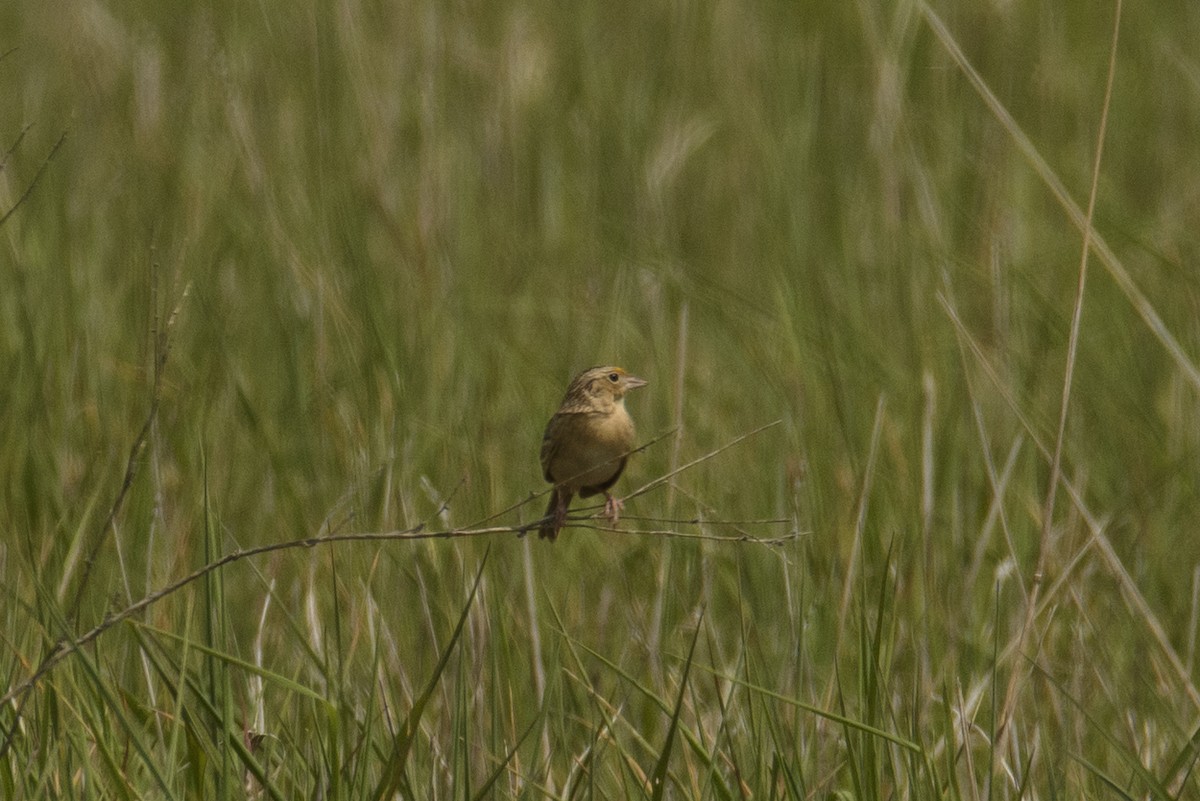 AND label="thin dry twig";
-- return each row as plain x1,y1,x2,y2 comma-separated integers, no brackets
1,122,34,171
622,419,783,505
0,420,793,715
591,526,803,546
0,520,793,712
821,394,886,718
920,2,1200,392
993,0,1123,753
624,516,793,526
69,280,191,619
512,419,781,534
943,290,1200,712
0,129,67,229
667,303,689,513
0,278,190,761
472,427,680,532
